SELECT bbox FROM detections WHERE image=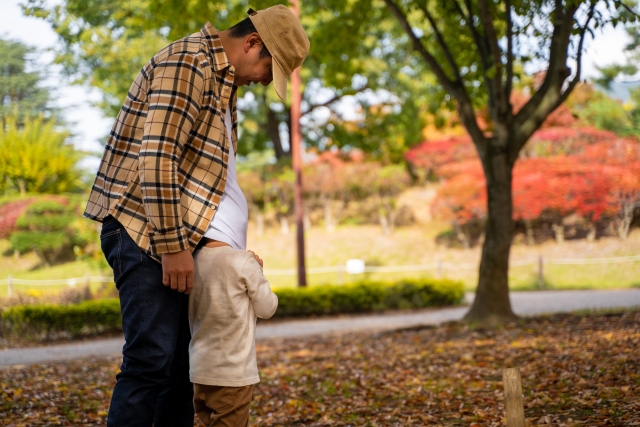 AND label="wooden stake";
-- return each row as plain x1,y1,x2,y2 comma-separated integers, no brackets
537,254,544,289
502,367,526,427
